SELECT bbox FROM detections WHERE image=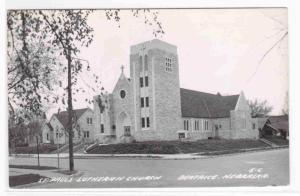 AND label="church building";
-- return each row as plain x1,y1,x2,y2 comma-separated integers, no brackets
93,39,259,143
